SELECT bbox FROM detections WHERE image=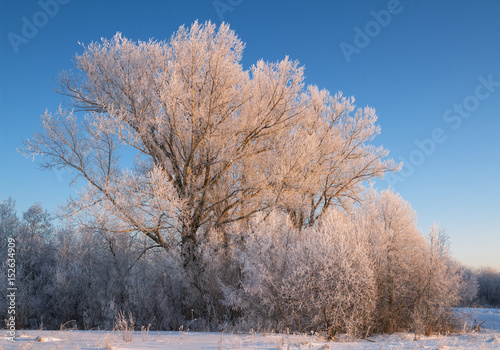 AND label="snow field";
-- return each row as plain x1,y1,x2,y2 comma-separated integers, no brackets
2,309,499,350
